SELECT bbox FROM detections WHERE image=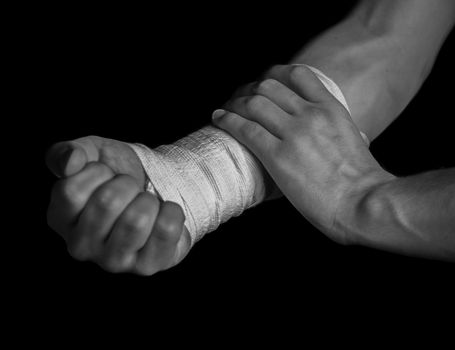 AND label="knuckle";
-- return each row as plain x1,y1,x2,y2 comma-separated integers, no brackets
245,95,267,114
119,221,140,238
60,180,86,207
132,212,151,233
288,93,304,110
288,65,308,82
116,251,136,271
162,221,182,241
156,218,182,243
93,186,124,212
255,78,277,93
122,209,151,234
